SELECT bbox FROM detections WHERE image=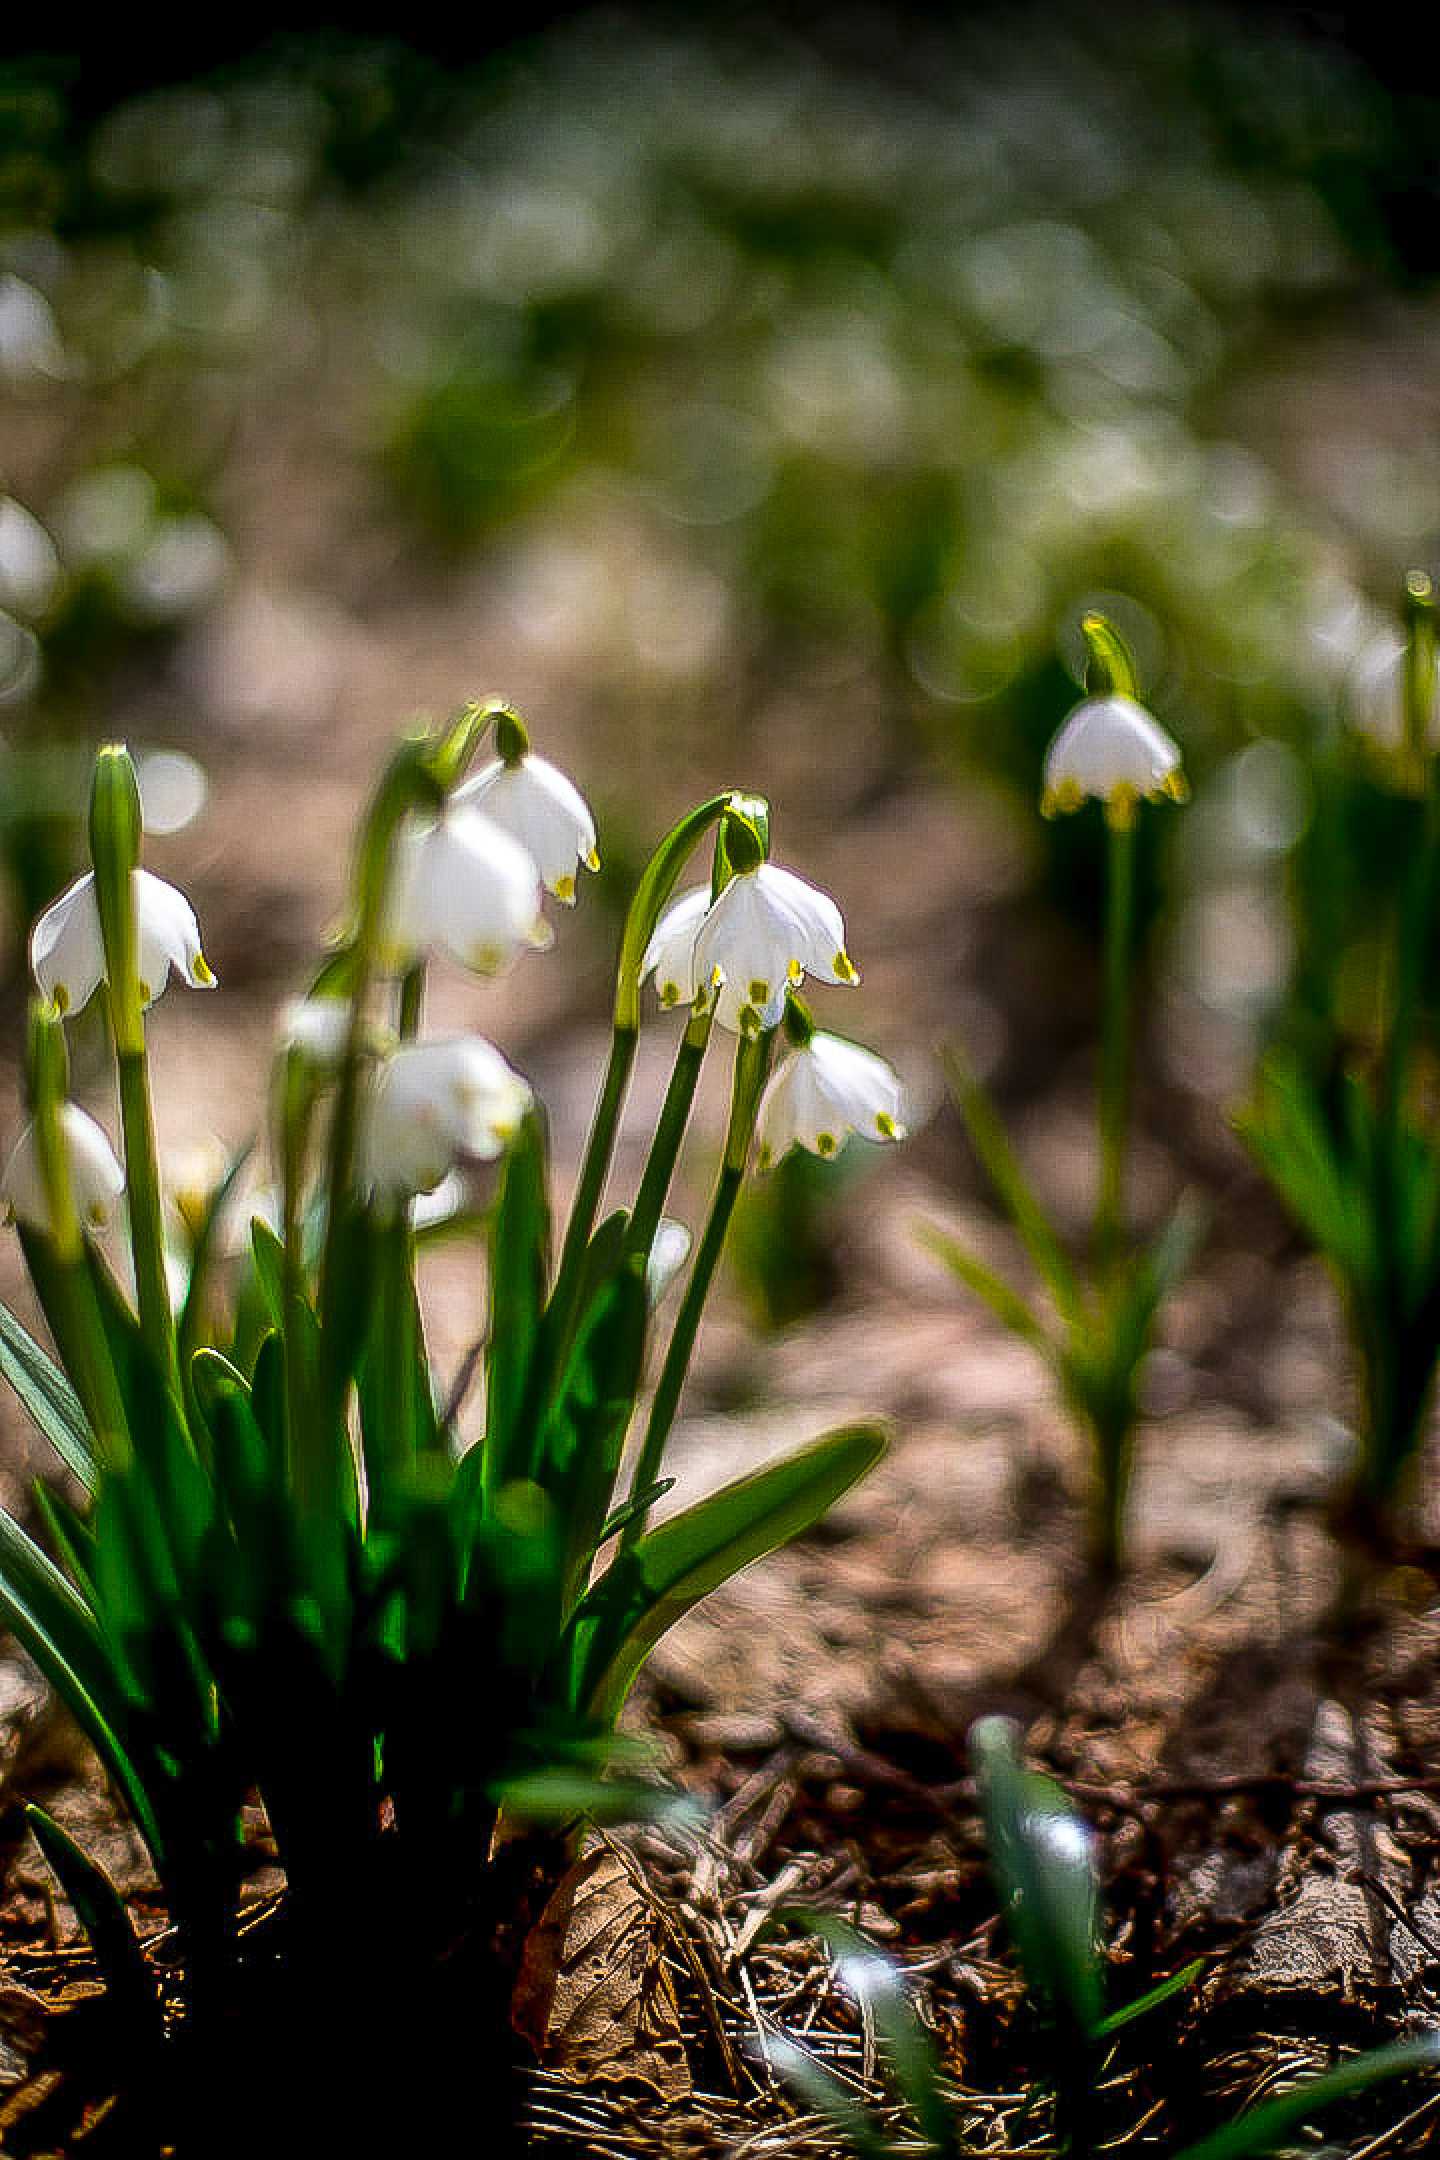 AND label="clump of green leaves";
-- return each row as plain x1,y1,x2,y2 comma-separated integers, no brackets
924,616,1198,1573
1239,575,1440,1533
0,713,886,2063
768,1717,1439,2159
